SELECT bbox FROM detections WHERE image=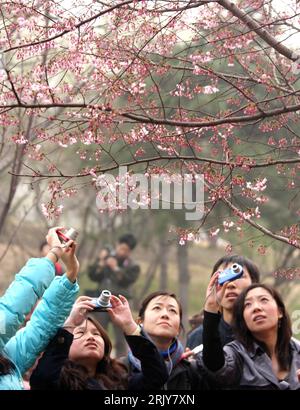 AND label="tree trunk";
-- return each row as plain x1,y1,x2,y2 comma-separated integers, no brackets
0,145,26,236
135,246,161,310
159,236,169,291
77,199,94,260
177,241,190,334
